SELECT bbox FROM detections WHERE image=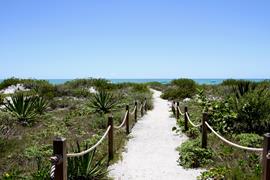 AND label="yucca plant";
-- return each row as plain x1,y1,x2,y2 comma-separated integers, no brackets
4,93,37,124
88,90,119,114
68,142,108,180
34,96,49,114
